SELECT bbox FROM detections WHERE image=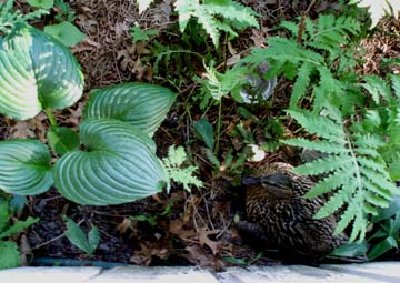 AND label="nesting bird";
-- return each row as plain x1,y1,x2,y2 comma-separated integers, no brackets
236,162,348,262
